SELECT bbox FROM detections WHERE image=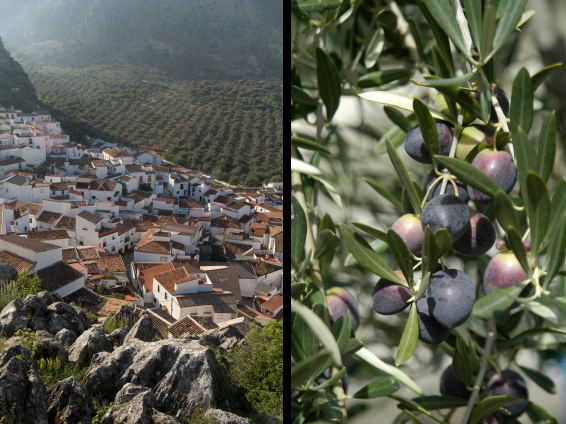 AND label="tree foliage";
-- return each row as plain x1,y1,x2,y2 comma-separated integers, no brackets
291,1,564,423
